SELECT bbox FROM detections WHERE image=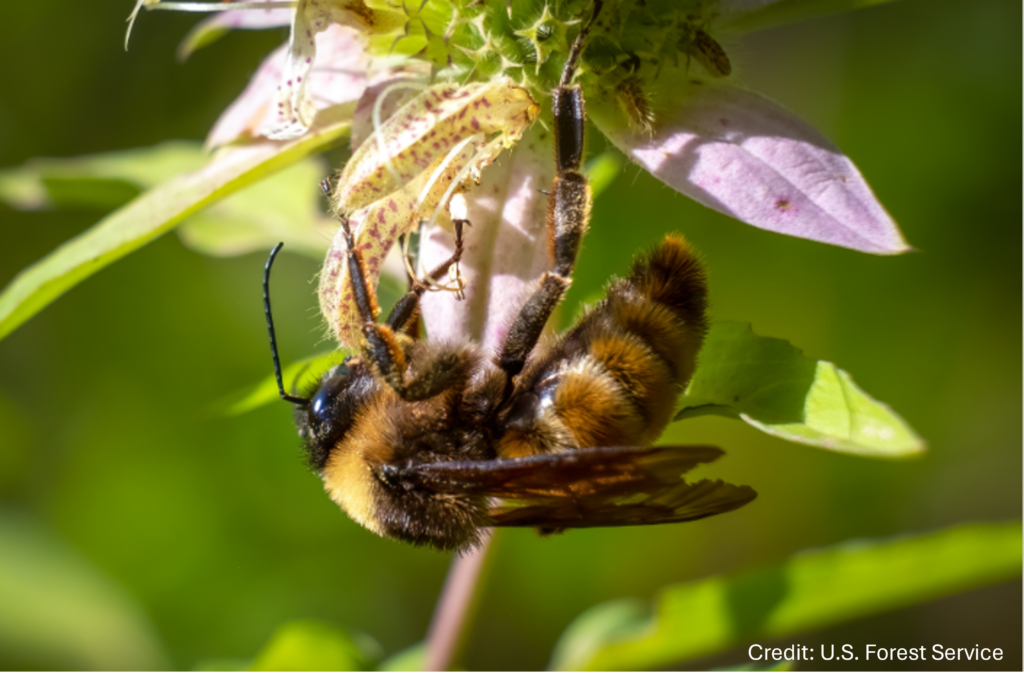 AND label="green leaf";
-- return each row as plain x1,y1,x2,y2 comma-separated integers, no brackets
377,642,427,671
213,351,347,417
548,599,652,673
550,522,1022,671
249,620,381,672
676,322,925,457
720,0,903,34
177,23,231,62
0,141,207,211
0,167,48,210
0,142,337,261
0,105,353,342
214,271,405,417
177,156,336,260
0,512,169,670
